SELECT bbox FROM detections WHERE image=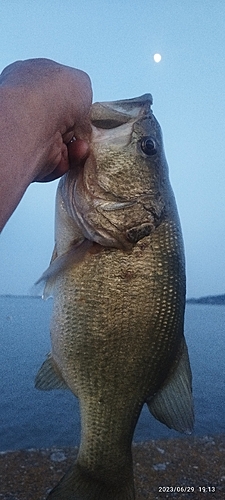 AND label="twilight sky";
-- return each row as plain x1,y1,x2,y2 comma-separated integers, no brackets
0,0,225,298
